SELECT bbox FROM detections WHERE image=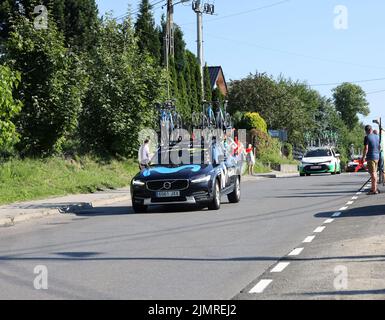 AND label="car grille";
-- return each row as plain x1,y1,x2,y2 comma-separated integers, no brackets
146,179,189,191
304,164,329,172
